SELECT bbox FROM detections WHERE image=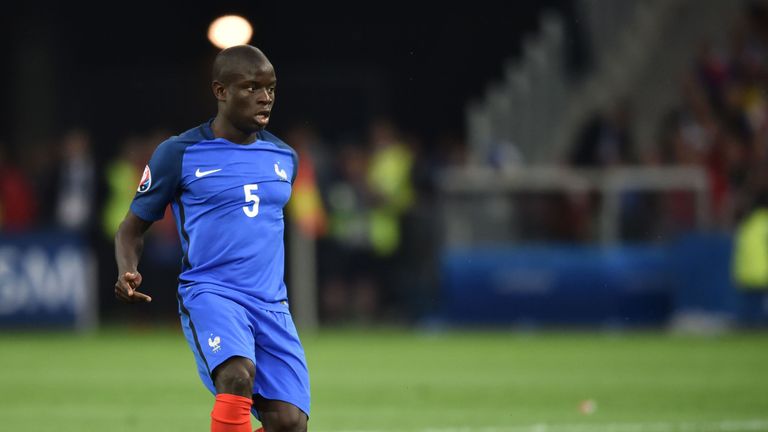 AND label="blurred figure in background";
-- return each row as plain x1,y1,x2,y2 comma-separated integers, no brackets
366,119,417,319
321,119,416,323
366,119,415,257
322,143,378,323
102,135,154,241
732,165,768,327
52,128,96,233
285,124,328,239
570,100,635,168
397,131,464,320
0,142,38,232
